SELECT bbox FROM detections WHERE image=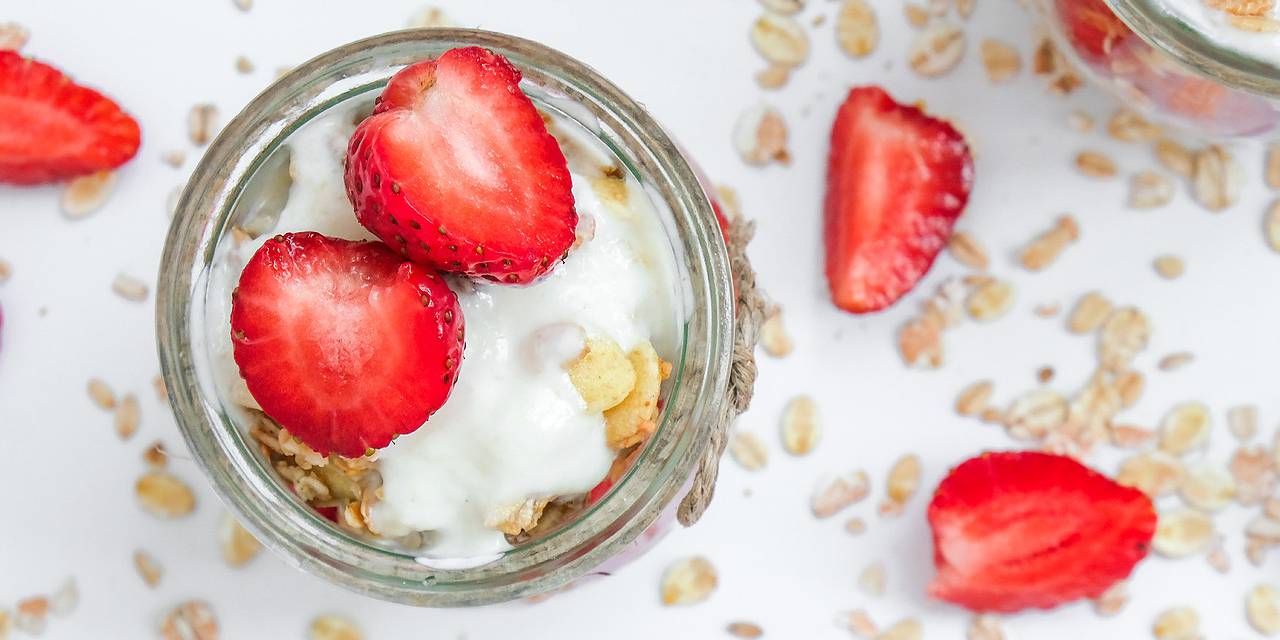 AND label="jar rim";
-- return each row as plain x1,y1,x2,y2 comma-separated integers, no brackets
155,28,734,606
1106,0,1280,98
